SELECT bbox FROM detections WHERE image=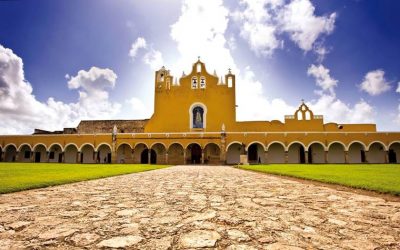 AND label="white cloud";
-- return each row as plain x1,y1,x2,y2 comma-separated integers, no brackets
129,37,147,59
396,82,400,93
396,104,400,125
233,0,336,56
126,97,151,119
359,69,391,96
0,44,120,134
279,0,336,51
143,49,163,70
307,64,337,94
